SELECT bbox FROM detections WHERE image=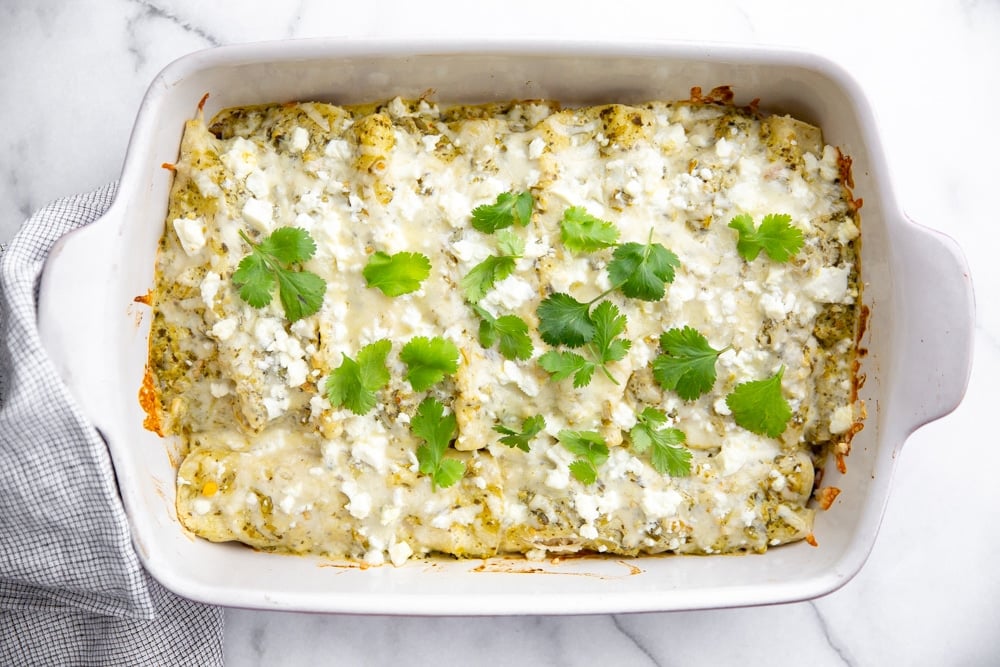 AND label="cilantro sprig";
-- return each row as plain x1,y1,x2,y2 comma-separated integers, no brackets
474,306,534,361
400,336,460,391
725,366,793,437
461,229,524,304
536,293,596,347
536,226,678,350
493,414,546,452
471,191,534,233
557,430,609,485
608,237,680,301
629,407,691,477
232,227,326,322
560,207,620,253
325,339,391,415
538,301,631,387
652,326,730,400
412,397,465,489
728,213,804,262
560,210,680,301
363,250,431,296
